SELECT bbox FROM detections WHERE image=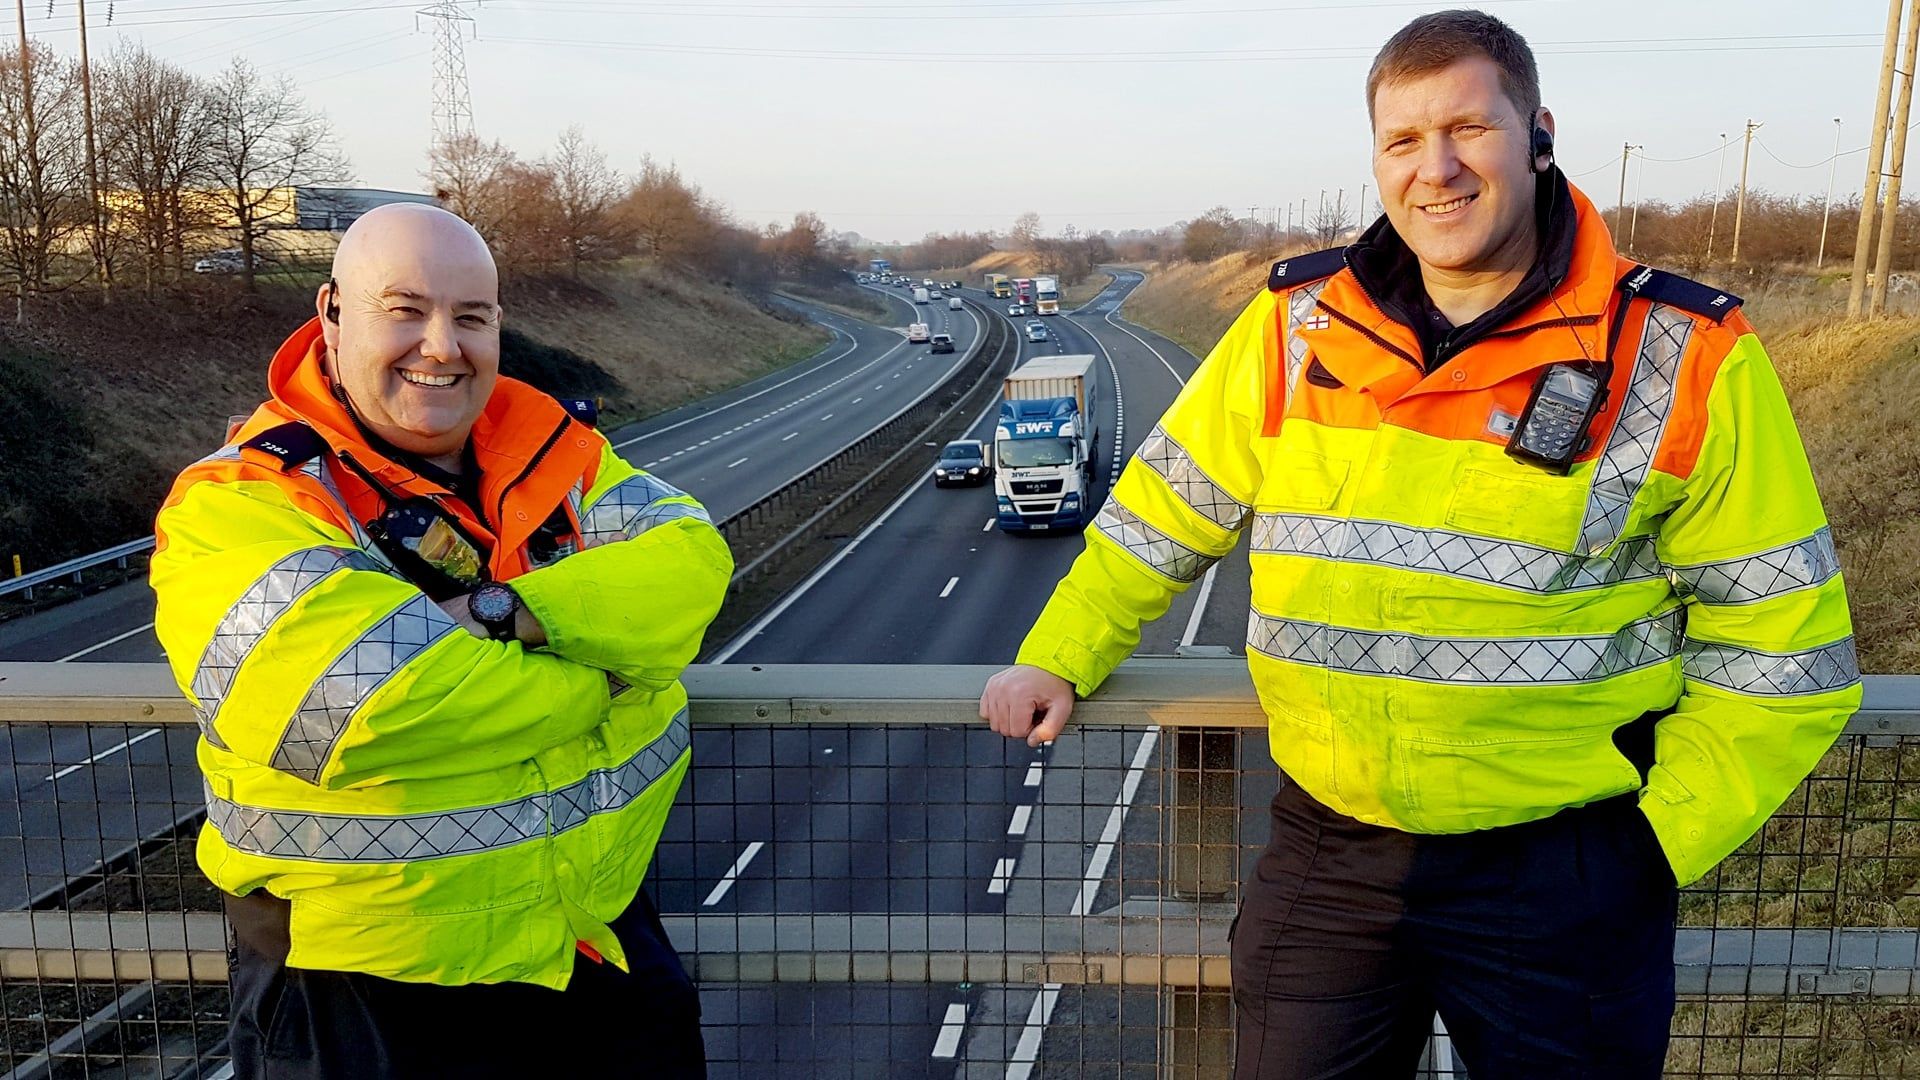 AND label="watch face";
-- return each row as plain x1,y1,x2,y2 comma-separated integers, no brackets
470,585,515,623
